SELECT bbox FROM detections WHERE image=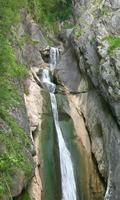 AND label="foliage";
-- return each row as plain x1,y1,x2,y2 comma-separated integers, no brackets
0,0,28,109
106,36,120,53
100,6,109,16
0,108,32,197
0,0,27,35
28,0,72,31
0,1,31,198
74,25,82,39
